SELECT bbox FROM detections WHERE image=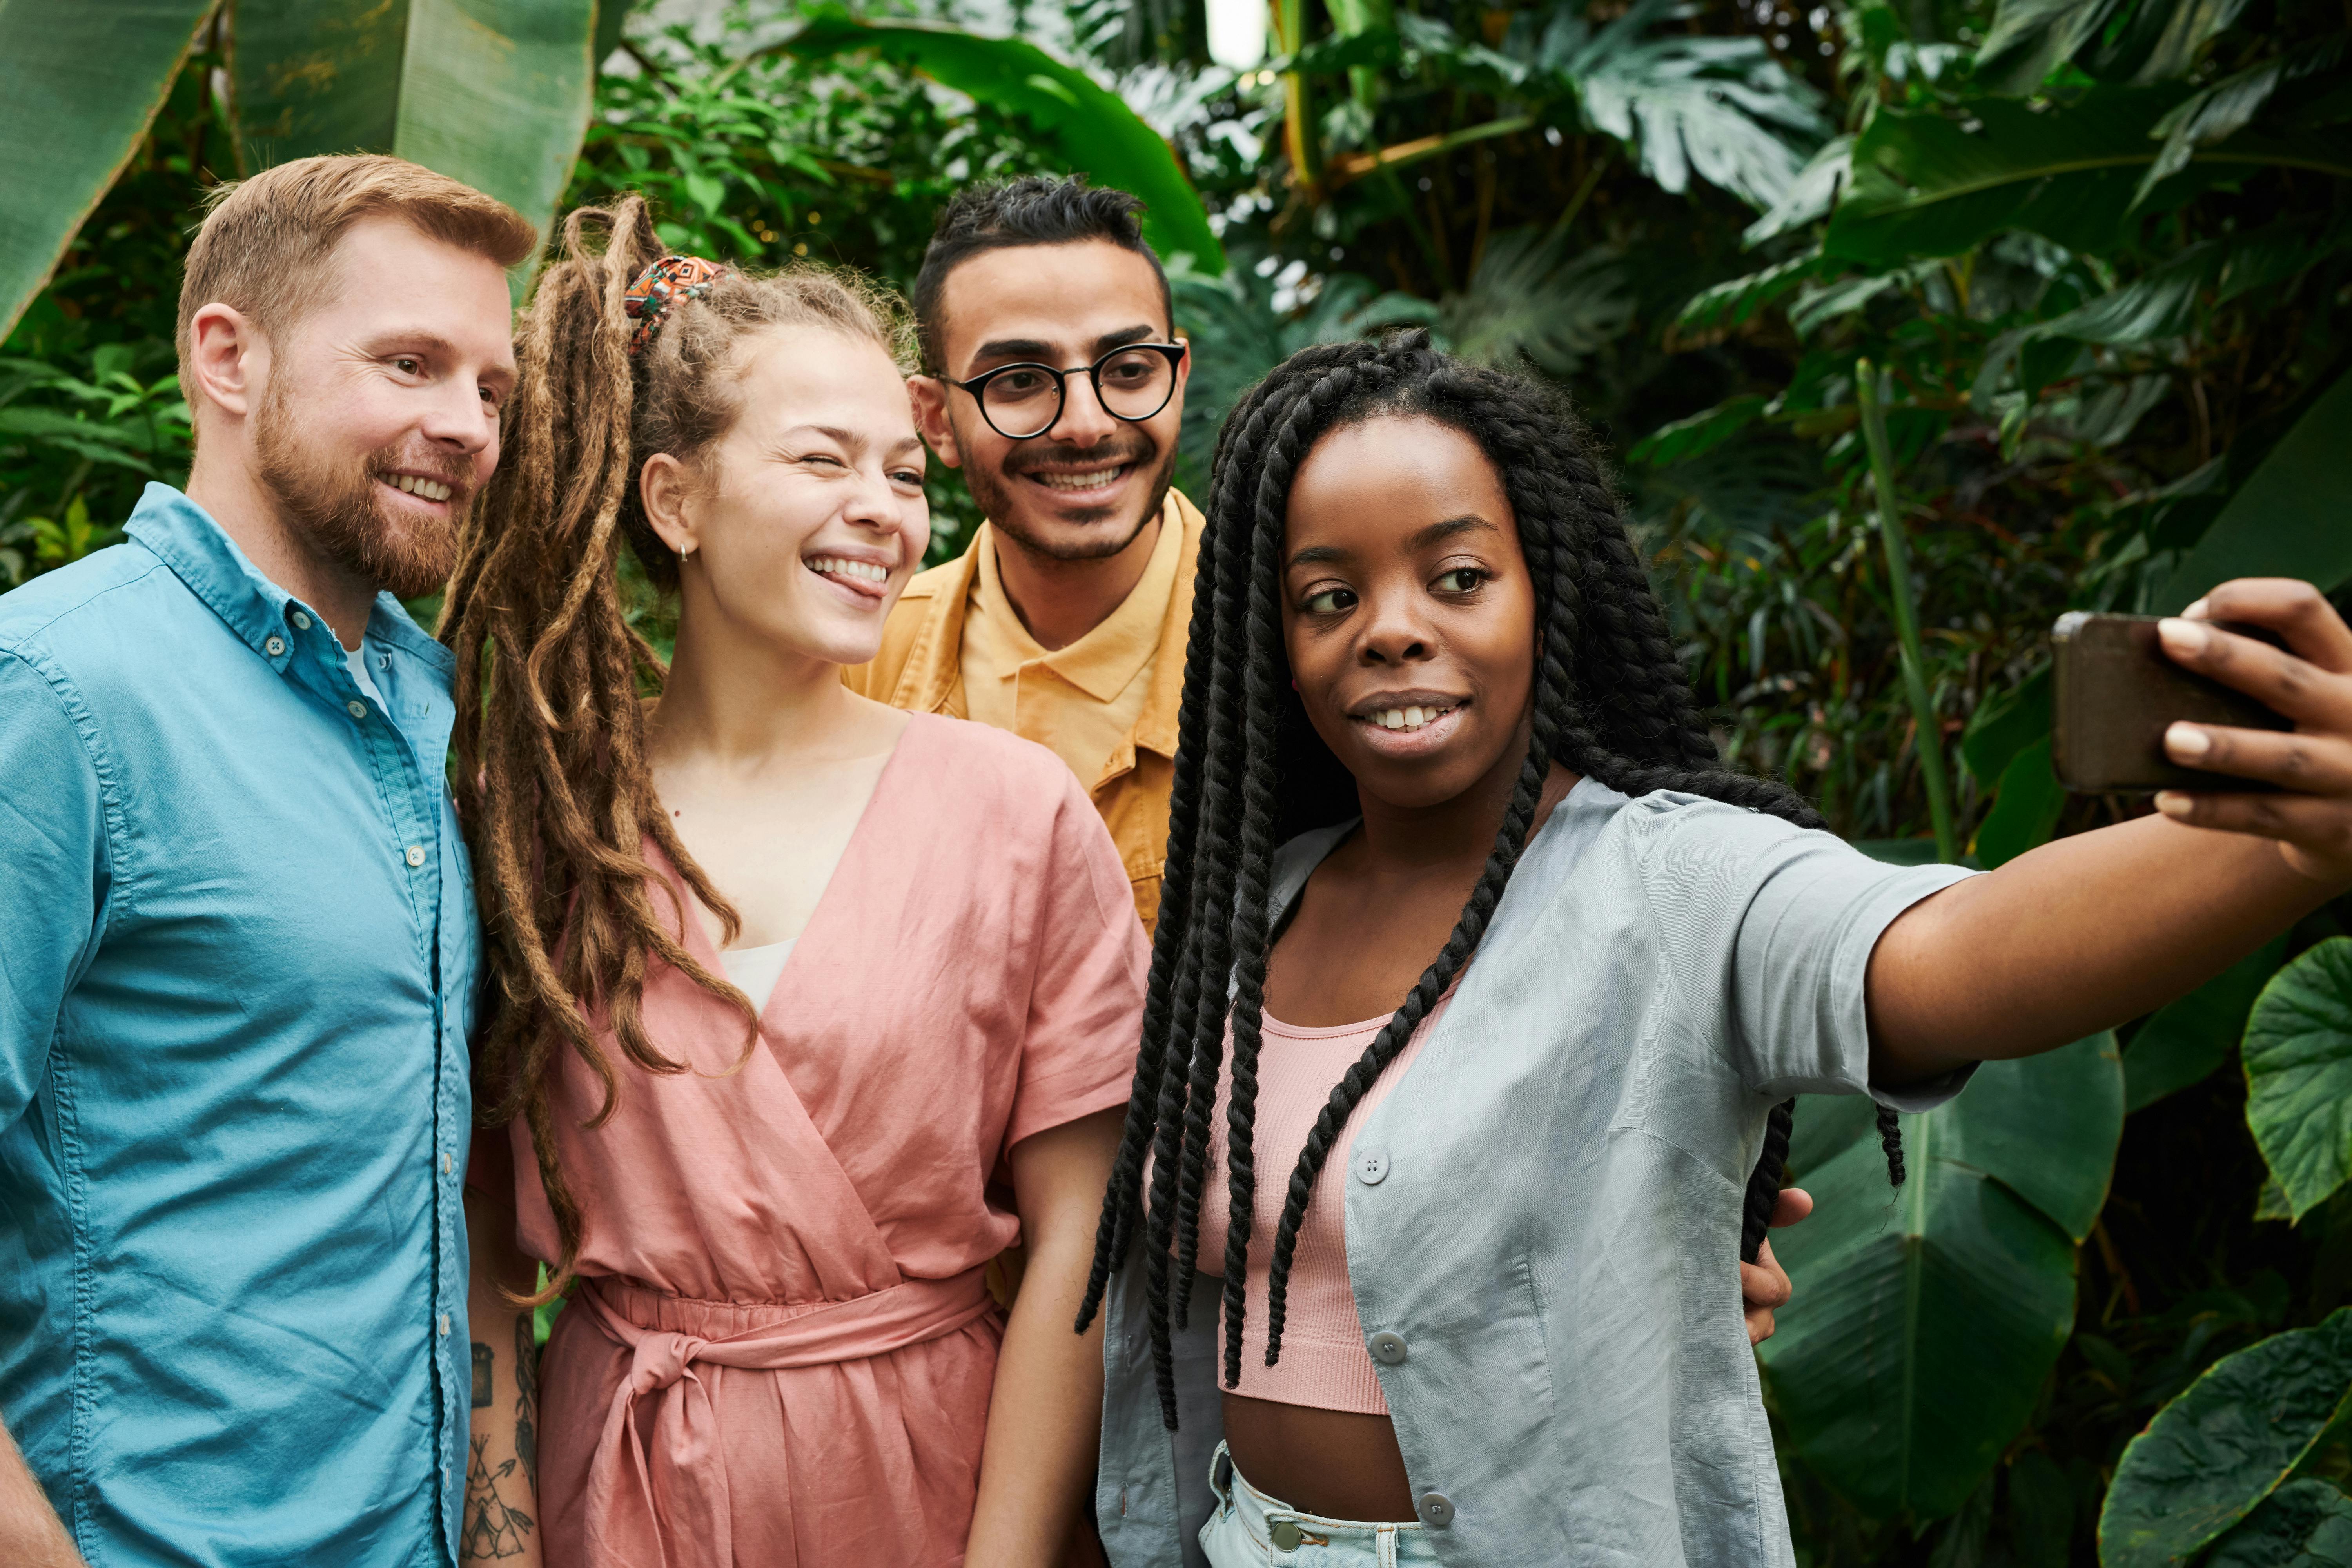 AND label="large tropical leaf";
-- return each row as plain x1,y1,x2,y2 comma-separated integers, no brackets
1973,0,2251,97
231,0,598,256
2204,1479,2352,1567
1555,0,1830,211
2243,939,2352,1223
2100,1308,2352,1566
0,0,217,339
2156,366,2352,610
1825,86,2352,266
780,6,1223,272
1436,227,1632,376
1760,1034,2123,1520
